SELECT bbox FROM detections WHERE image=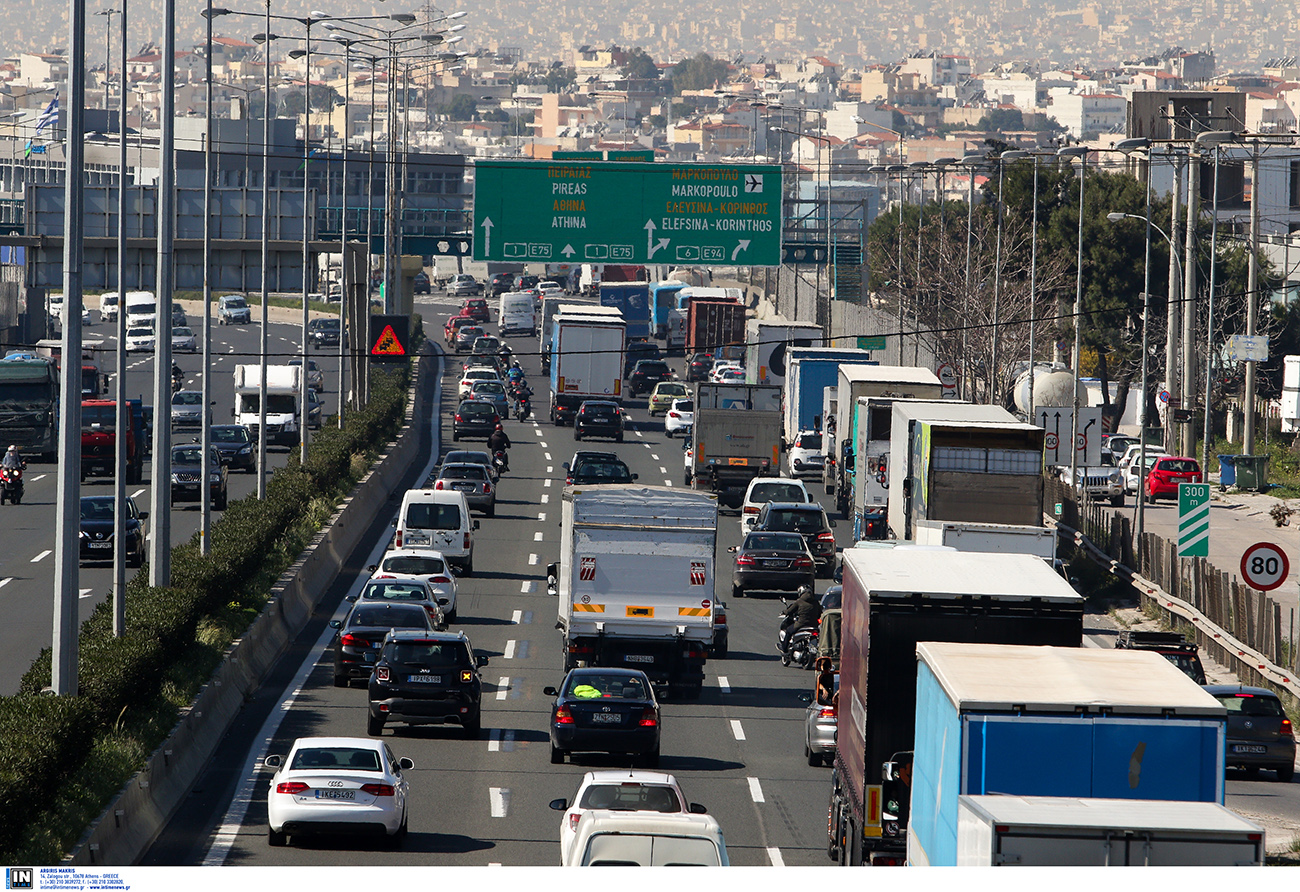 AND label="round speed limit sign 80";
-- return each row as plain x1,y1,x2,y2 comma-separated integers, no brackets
1240,542,1290,591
